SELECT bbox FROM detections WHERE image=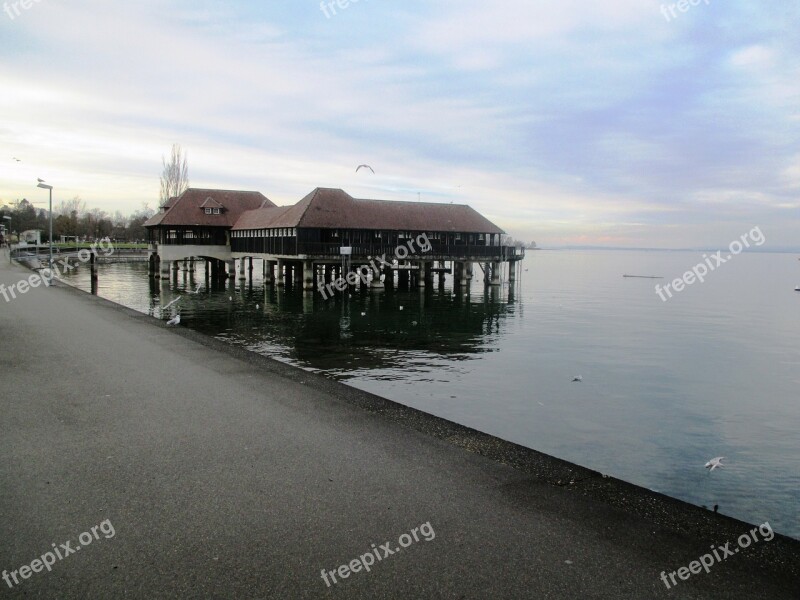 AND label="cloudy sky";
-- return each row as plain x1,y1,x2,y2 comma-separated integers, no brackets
1,0,798,248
